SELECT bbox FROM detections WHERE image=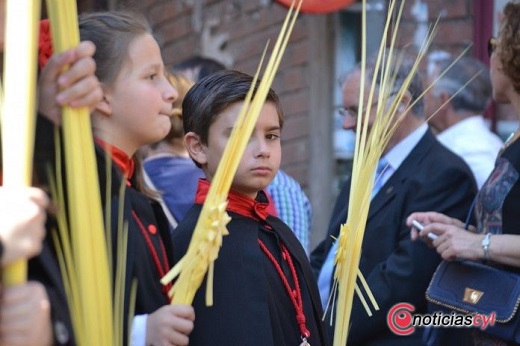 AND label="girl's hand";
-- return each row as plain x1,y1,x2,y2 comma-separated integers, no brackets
146,304,195,346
